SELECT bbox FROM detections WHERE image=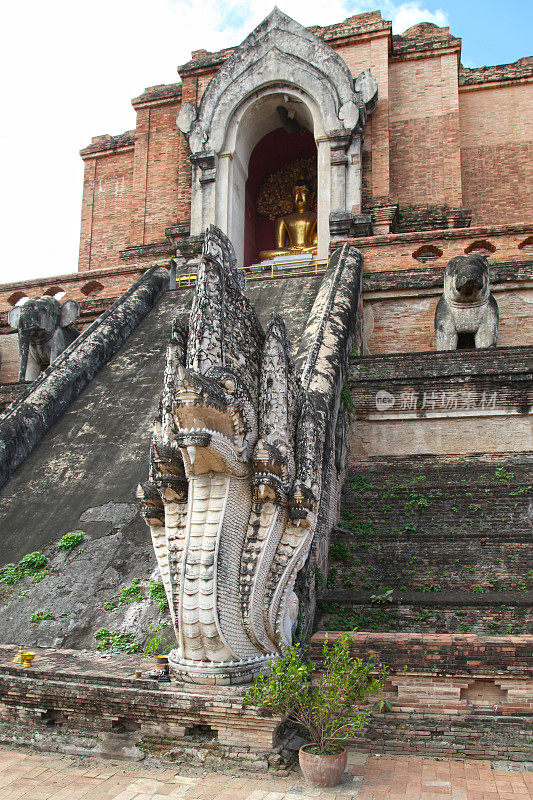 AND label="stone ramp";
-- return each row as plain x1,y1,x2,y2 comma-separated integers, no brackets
0,289,190,563
0,275,323,564
0,267,170,492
